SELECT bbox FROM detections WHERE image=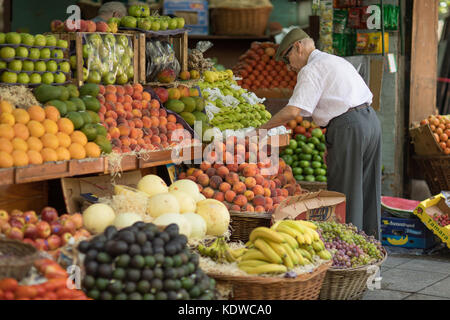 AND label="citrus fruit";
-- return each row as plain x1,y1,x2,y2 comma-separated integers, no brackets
0,151,13,168
57,118,74,135
27,105,46,122
27,137,43,152
0,138,13,153
12,108,30,124
41,148,58,162
0,124,14,140
56,132,71,148
55,147,71,161
0,100,13,113
27,150,43,165
85,142,101,158
12,138,28,152
44,106,60,122
70,131,87,146
13,123,30,140
42,119,58,134
41,133,59,149
12,150,29,167
27,120,45,138
69,143,86,160
311,128,323,138
0,113,15,126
